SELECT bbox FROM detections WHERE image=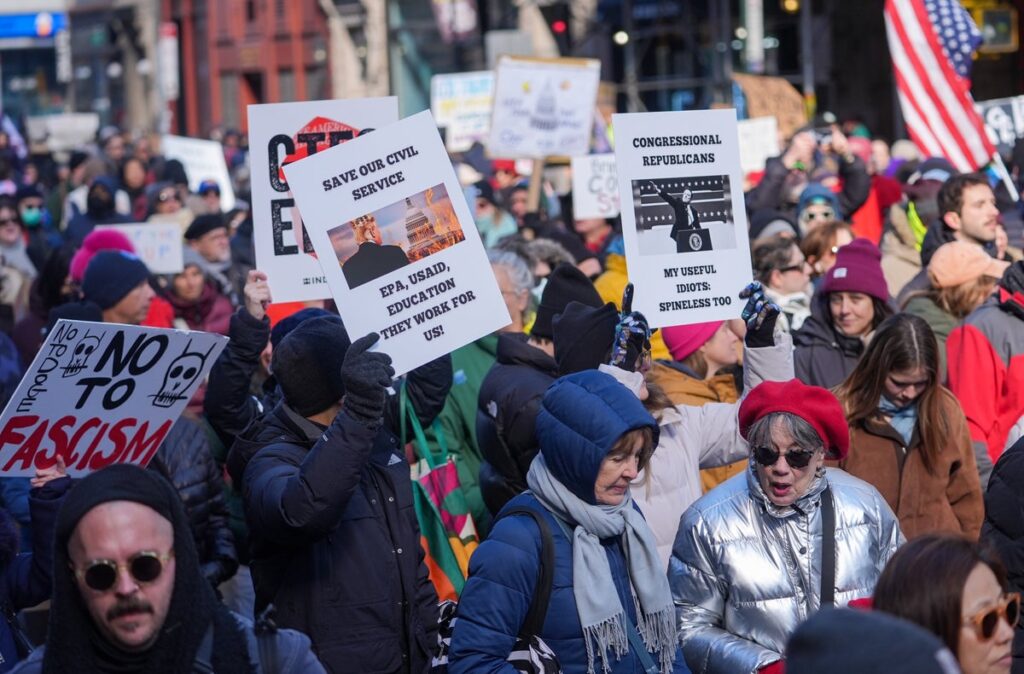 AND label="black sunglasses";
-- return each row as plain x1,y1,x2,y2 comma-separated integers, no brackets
753,446,817,469
73,551,173,592
157,191,179,203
